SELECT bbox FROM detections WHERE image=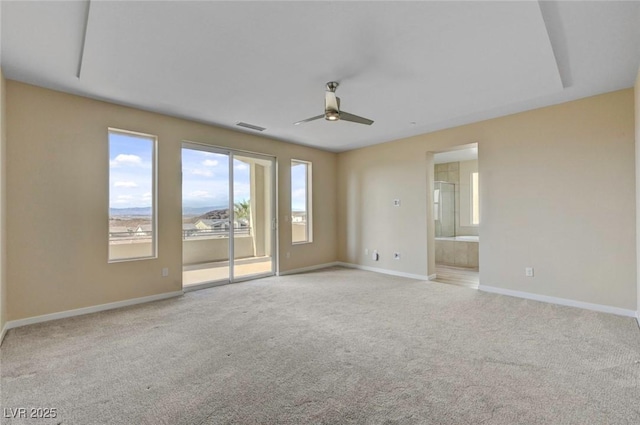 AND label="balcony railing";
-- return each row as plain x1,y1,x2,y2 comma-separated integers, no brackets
108,227,252,243
182,227,251,239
